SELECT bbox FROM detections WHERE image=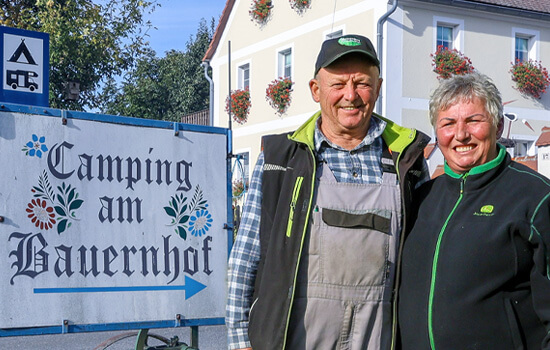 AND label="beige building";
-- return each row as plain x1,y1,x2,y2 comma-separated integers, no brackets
203,0,550,182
